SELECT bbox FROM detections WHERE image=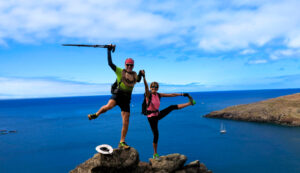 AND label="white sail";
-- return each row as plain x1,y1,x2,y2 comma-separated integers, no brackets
220,123,226,134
